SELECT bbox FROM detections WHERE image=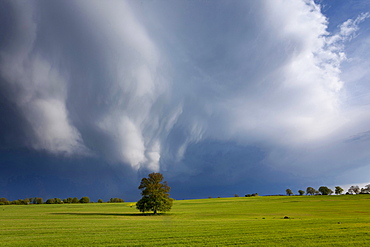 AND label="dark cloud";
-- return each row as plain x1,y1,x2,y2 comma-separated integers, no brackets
0,148,141,201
